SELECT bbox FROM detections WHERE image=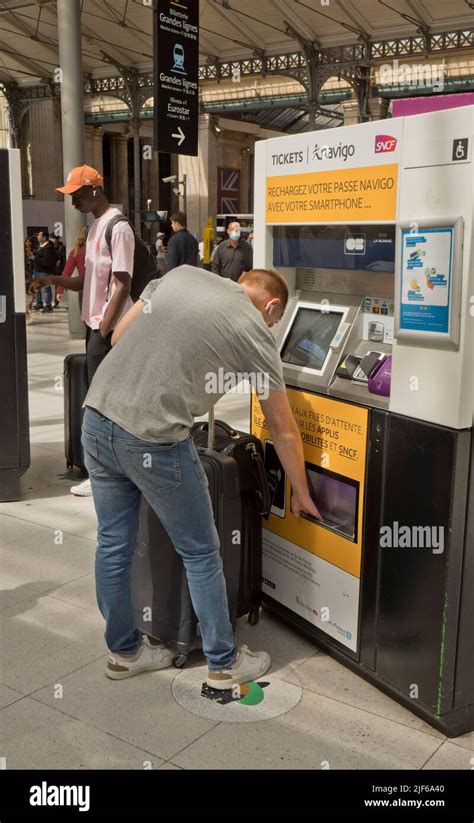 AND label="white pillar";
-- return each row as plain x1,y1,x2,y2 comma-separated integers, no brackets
57,0,86,340
92,127,104,174
111,133,129,212
178,114,217,237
